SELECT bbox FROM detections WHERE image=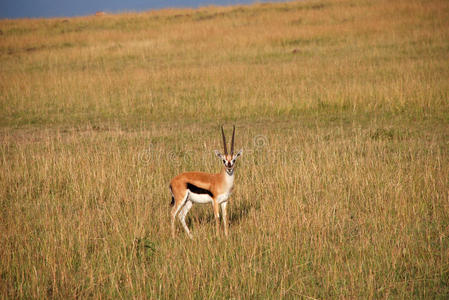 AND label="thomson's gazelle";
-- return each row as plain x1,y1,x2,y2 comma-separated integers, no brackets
169,126,242,239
